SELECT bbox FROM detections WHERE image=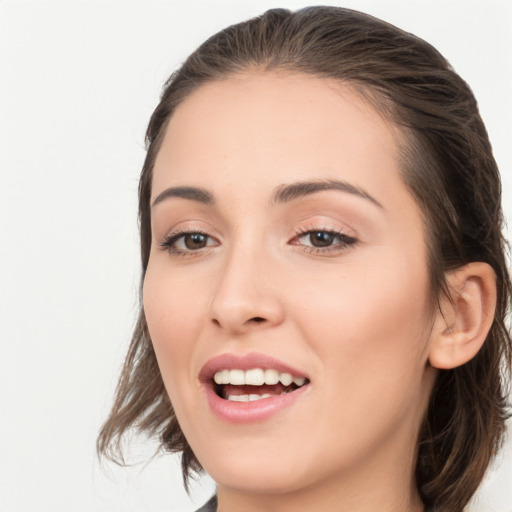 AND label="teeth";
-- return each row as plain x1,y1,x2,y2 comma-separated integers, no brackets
214,369,230,385
227,394,243,402
264,369,279,385
229,369,245,385
227,393,273,402
245,368,265,386
279,372,293,386
213,368,307,387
